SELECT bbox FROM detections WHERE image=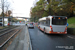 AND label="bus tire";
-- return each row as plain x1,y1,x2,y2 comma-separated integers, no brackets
44,28,46,34
39,26,40,30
